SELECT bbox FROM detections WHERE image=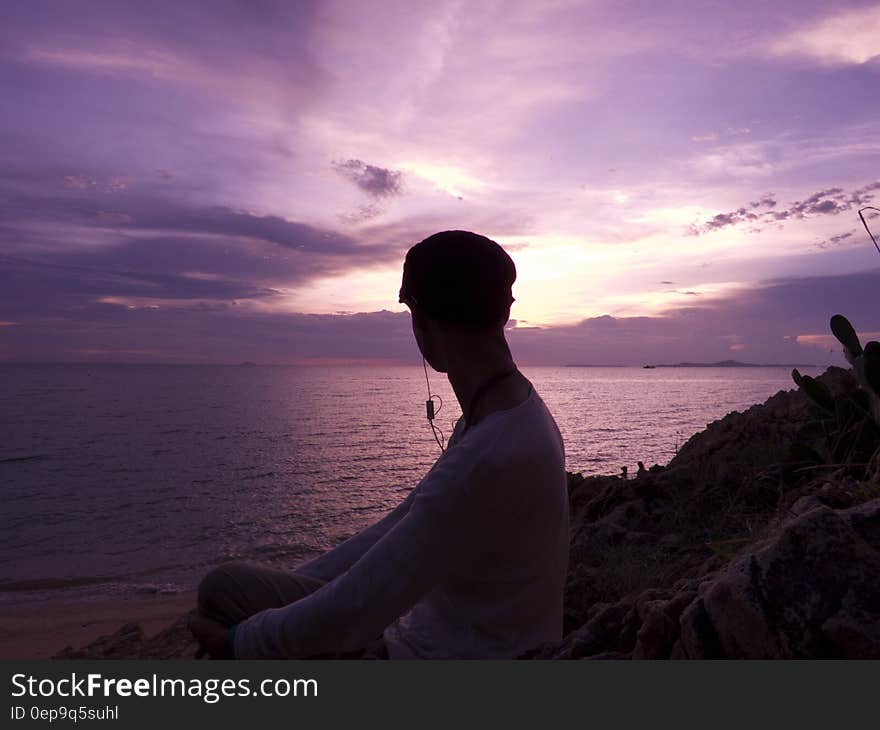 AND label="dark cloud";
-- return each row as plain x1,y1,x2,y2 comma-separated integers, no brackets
332,159,404,198
689,194,775,234
0,190,377,262
749,194,777,209
0,252,280,321
0,162,405,279
689,181,880,235
815,232,854,250
505,267,880,366
0,291,421,364
775,187,846,221
338,203,384,225
3,257,879,365
0,162,415,358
